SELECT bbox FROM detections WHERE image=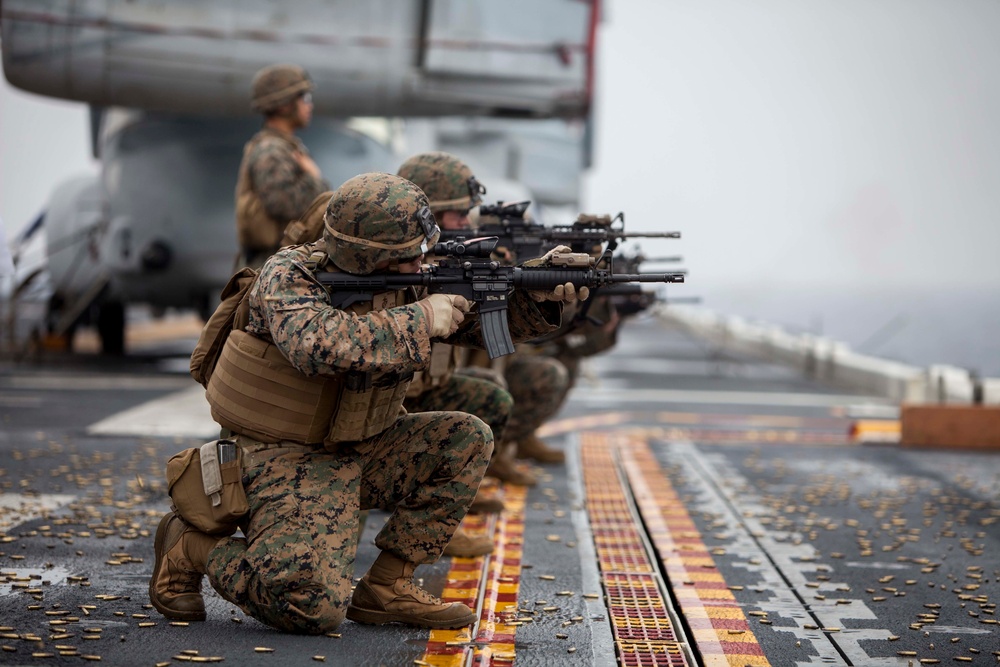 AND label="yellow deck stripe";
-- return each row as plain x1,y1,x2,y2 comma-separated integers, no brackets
420,485,527,666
